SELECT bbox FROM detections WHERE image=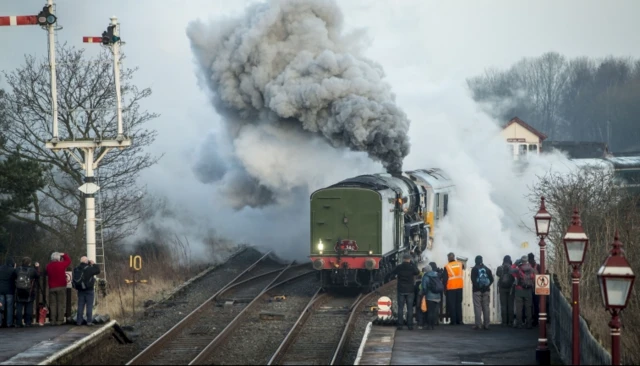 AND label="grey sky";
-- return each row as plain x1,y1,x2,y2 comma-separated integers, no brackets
1,0,639,260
